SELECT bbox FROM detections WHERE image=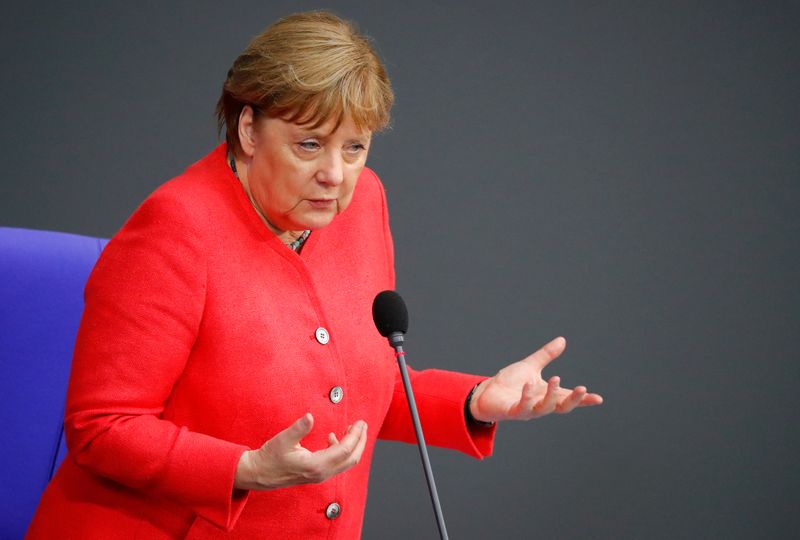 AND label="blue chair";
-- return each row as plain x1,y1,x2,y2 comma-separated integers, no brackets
0,227,108,539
